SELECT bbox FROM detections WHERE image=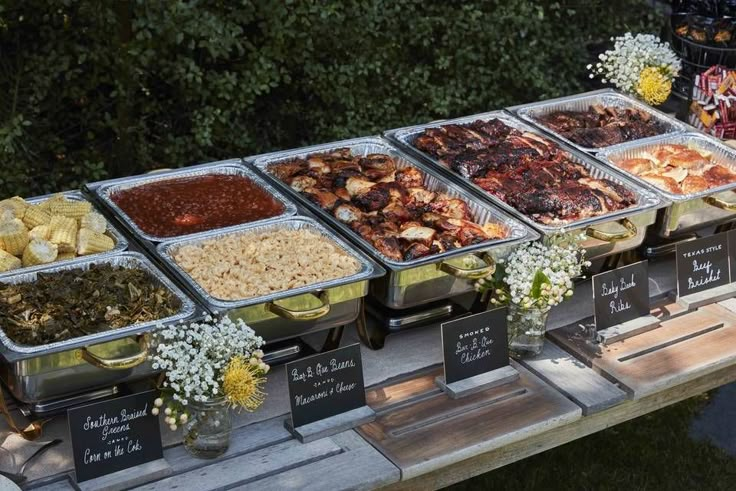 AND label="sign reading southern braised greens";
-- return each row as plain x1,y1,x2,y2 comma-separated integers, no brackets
286,344,367,428
593,260,650,330
68,390,163,483
676,233,730,297
441,308,509,384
